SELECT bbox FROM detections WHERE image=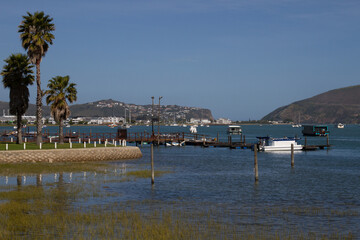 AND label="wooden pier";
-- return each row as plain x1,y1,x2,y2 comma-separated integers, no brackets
0,129,331,151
